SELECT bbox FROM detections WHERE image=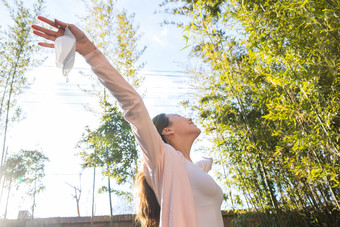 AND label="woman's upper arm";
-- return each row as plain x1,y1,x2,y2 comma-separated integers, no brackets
85,49,165,170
